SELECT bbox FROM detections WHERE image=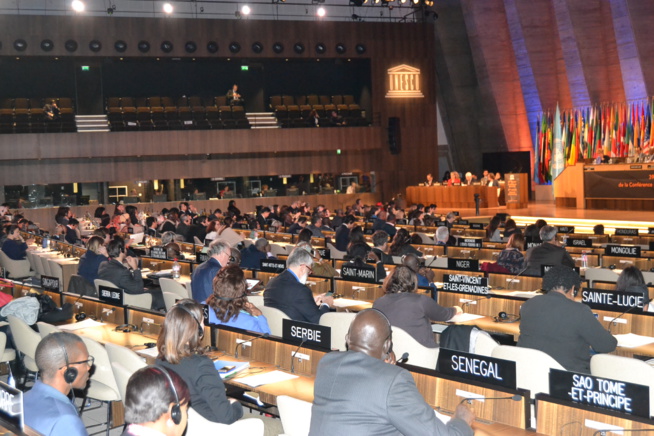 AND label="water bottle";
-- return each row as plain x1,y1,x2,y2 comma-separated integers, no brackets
172,259,181,279
581,252,588,269
42,236,48,249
